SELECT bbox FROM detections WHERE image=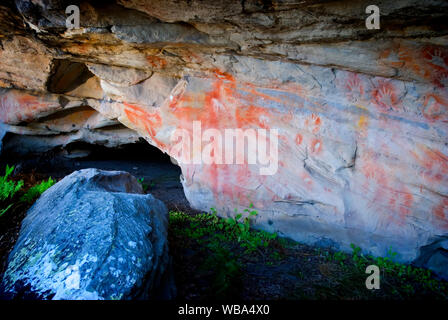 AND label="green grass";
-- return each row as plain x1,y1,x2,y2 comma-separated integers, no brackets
0,165,23,202
0,165,55,218
170,205,279,254
354,244,446,297
20,177,55,204
169,206,448,300
319,243,448,299
169,204,282,299
0,165,23,217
